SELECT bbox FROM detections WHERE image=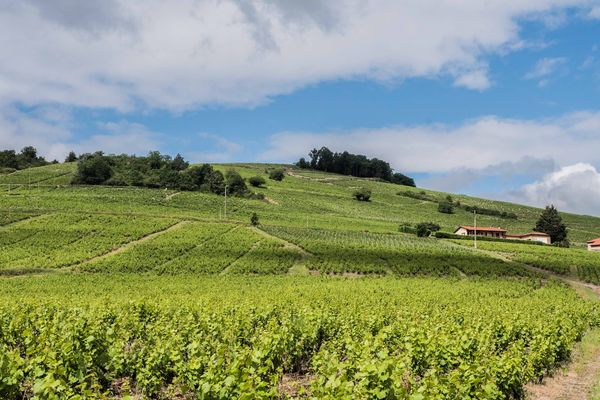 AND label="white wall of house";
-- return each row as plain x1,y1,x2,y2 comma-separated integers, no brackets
455,227,468,235
589,244,600,252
